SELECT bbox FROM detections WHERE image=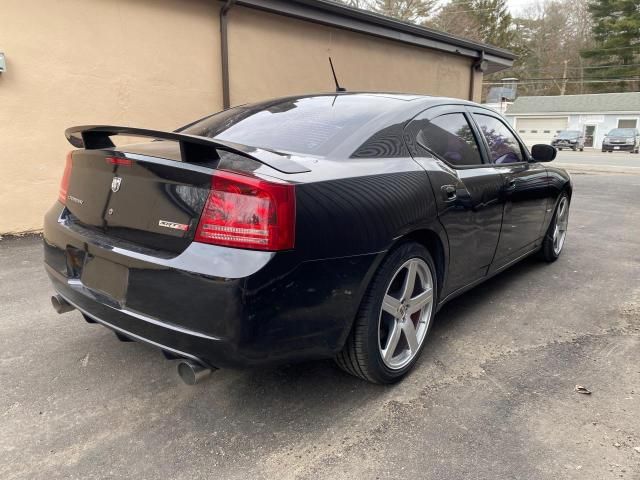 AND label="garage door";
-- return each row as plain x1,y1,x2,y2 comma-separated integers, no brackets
514,117,568,147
